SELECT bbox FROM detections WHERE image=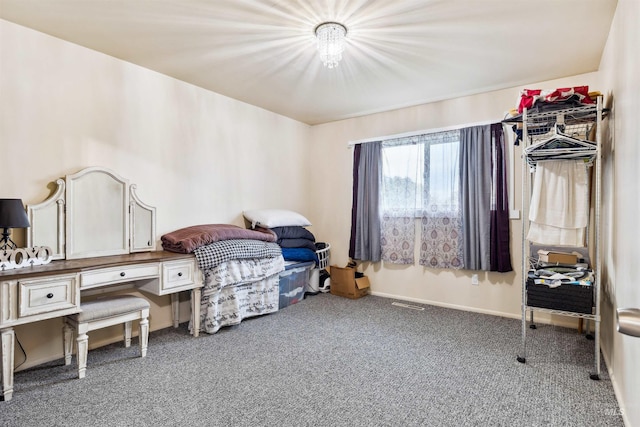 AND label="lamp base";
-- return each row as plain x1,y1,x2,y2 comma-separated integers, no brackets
1,228,18,251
